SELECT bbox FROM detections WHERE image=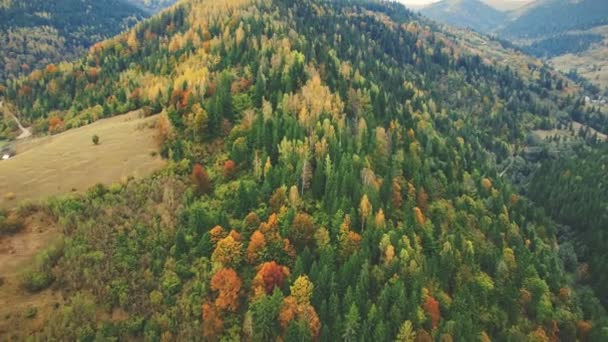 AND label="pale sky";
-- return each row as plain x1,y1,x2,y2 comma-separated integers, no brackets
397,0,529,5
